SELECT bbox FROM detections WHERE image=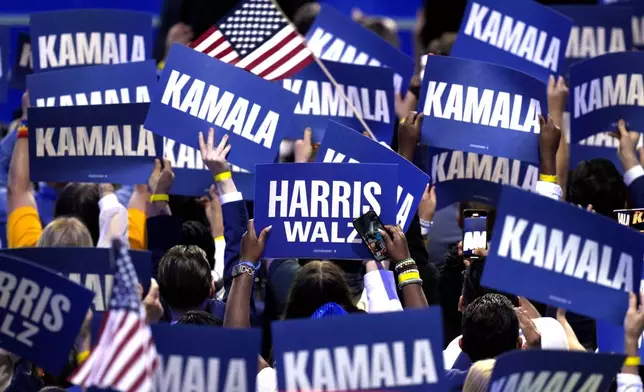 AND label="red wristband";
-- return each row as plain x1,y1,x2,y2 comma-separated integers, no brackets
17,124,28,139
